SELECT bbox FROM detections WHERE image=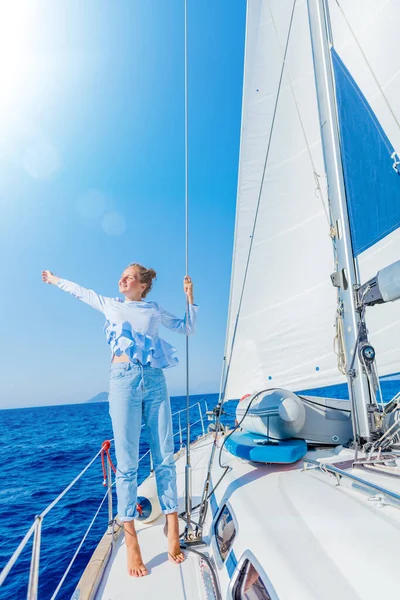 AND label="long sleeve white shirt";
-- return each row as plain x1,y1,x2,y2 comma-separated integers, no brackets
57,278,198,368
